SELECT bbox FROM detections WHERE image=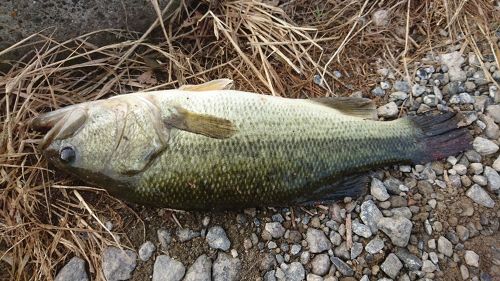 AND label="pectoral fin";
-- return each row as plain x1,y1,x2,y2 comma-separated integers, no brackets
165,106,237,139
309,97,377,120
179,79,234,91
